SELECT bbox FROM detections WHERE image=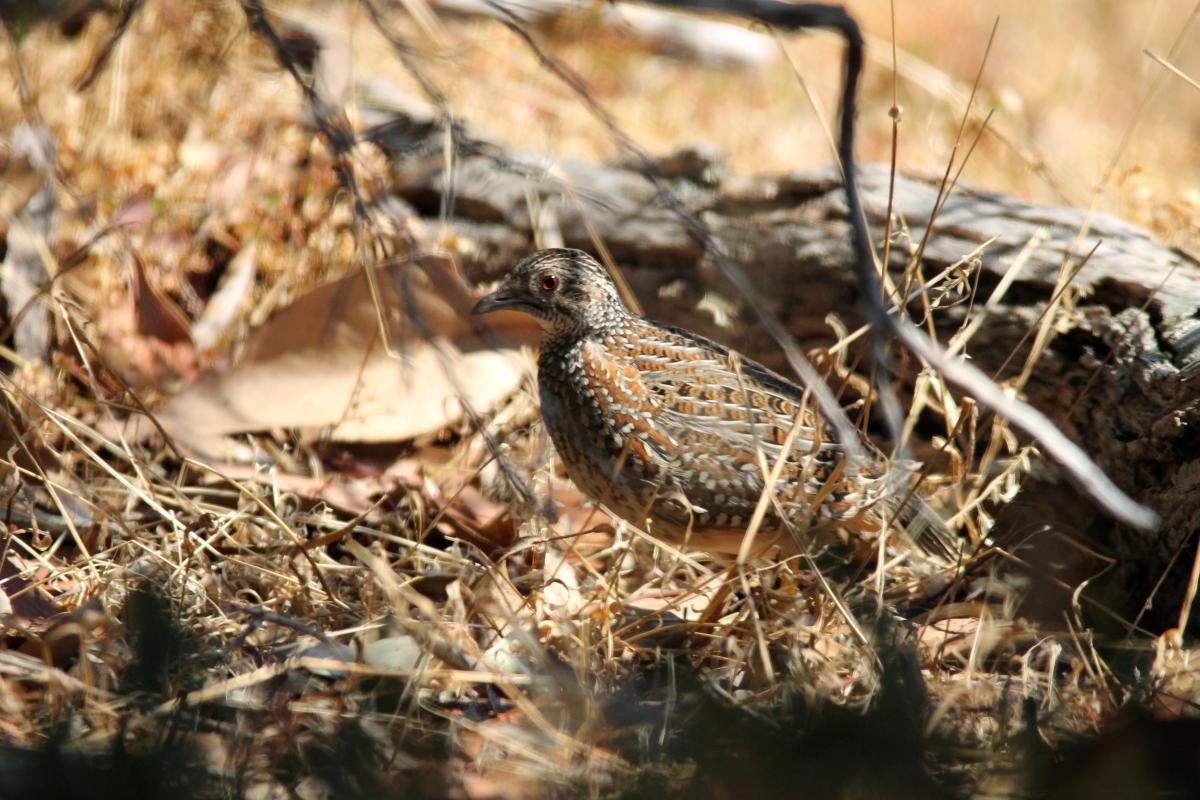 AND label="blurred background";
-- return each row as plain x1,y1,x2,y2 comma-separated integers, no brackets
4,0,1198,245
